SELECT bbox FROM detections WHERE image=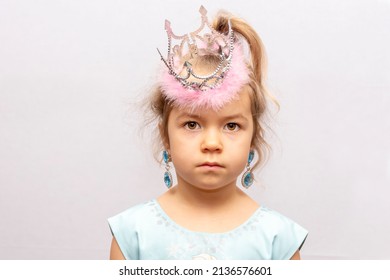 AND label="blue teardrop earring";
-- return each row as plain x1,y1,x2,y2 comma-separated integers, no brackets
241,150,255,189
162,150,172,188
